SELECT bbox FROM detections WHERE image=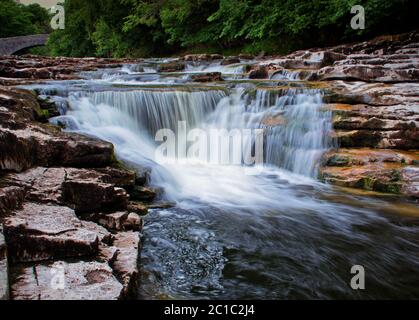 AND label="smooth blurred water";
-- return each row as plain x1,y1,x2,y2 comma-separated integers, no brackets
34,63,419,299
